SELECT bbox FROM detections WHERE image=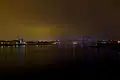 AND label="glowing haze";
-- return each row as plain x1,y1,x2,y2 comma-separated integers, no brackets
0,0,120,40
